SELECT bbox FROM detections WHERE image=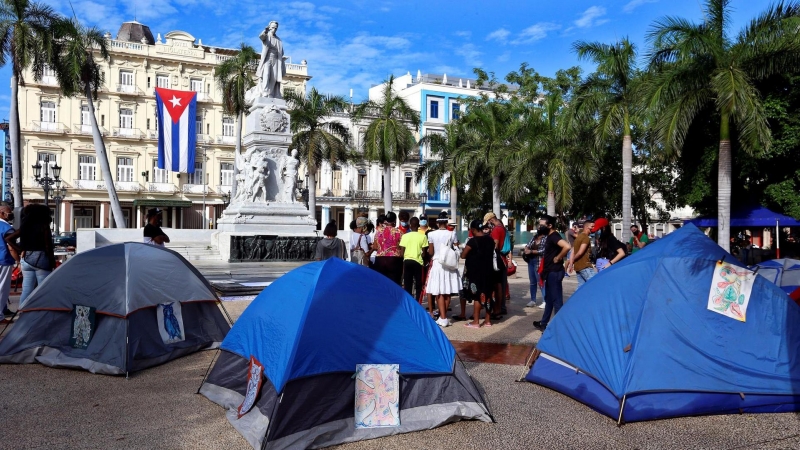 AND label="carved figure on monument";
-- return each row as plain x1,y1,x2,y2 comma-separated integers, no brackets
256,21,285,99
281,149,300,203
248,156,270,202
